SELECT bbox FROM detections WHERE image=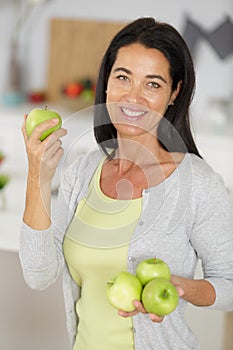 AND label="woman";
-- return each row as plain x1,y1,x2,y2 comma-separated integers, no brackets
20,17,233,350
